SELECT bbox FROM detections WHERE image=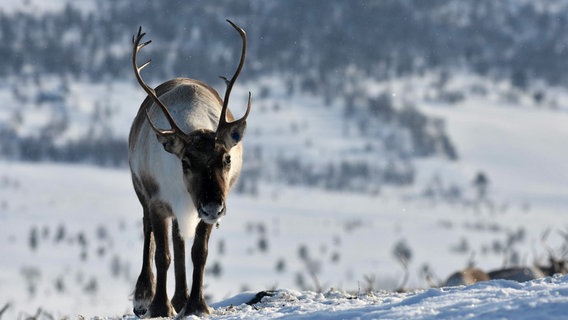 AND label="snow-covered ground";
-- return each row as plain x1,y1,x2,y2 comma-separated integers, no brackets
76,275,568,319
200,276,568,320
